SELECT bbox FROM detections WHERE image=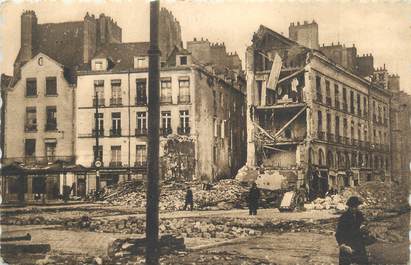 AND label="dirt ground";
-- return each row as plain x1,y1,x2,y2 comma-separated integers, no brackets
1,204,409,265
